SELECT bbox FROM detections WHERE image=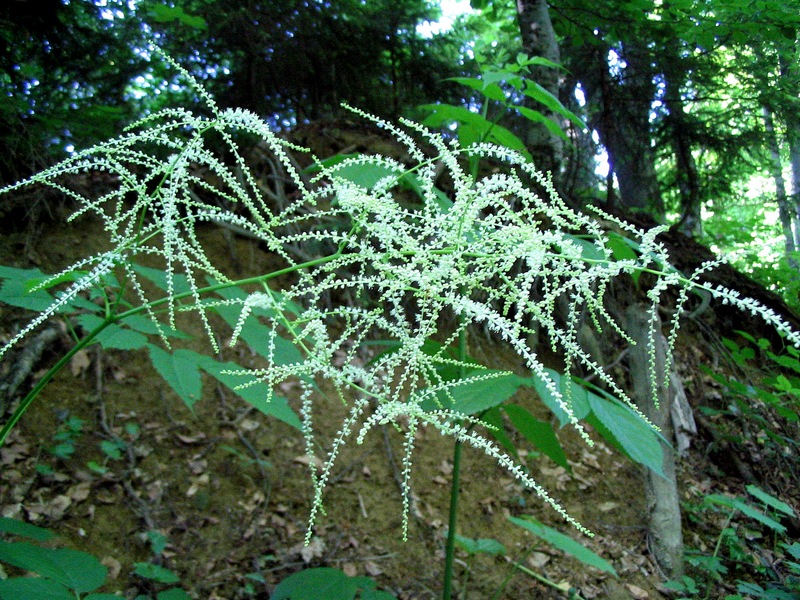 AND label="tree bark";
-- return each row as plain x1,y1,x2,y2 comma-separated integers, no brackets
516,0,563,176
763,105,799,270
625,304,685,580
